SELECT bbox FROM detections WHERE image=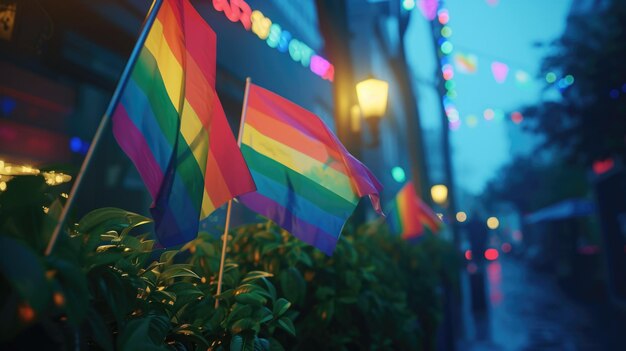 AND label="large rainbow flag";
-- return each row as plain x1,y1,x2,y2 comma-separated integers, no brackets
111,0,255,246
238,83,383,255
388,182,442,240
